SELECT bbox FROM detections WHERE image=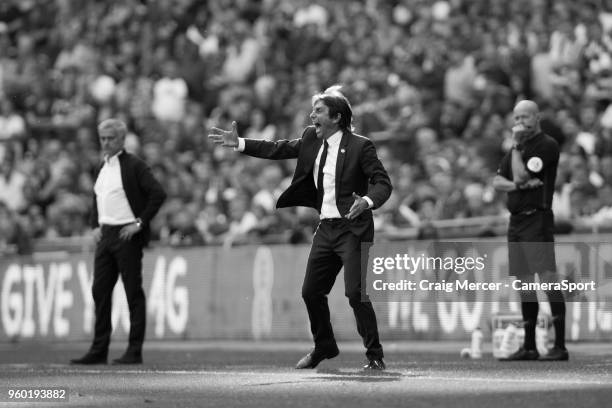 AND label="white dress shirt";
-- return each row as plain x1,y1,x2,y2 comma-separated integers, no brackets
314,131,343,219
94,152,137,225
